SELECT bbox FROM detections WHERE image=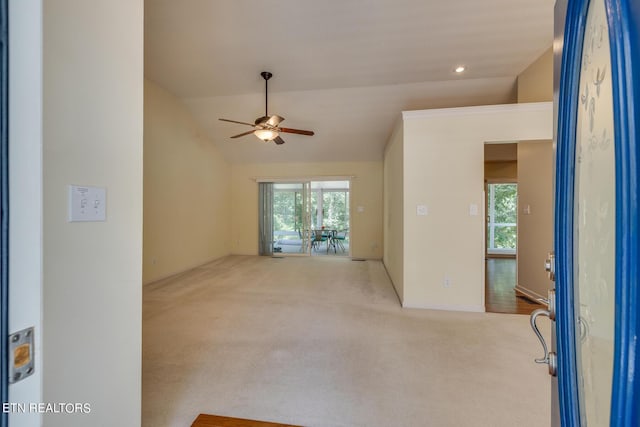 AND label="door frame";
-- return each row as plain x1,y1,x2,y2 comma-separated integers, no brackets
270,180,312,257
0,0,9,425
261,177,352,257
555,0,640,424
